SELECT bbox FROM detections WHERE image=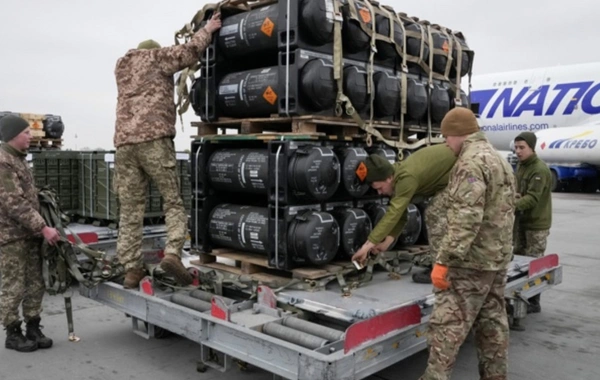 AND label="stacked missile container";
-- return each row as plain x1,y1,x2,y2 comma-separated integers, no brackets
190,0,474,135
190,137,424,270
